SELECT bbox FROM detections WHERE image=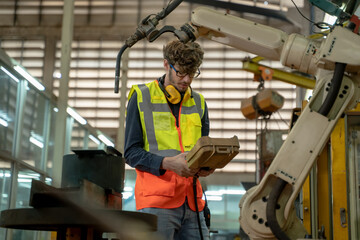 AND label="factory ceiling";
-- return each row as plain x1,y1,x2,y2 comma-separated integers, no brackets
0,0,310,40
